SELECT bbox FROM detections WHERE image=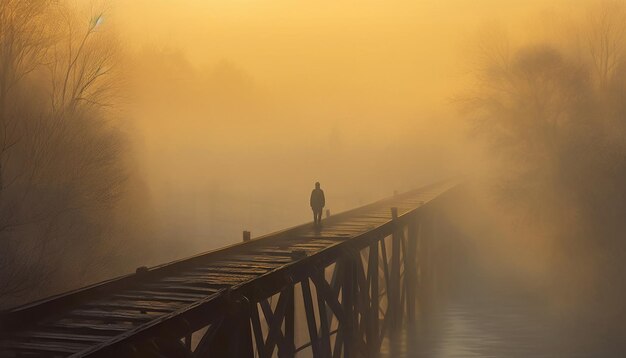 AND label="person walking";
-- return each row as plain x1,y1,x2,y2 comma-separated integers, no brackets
310,182,325,227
